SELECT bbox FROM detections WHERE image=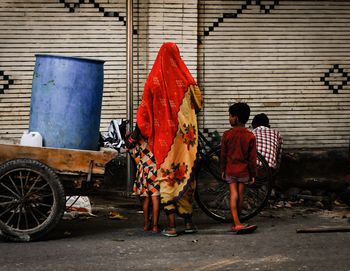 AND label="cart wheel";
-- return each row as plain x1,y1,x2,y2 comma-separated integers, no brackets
0,158,65,242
